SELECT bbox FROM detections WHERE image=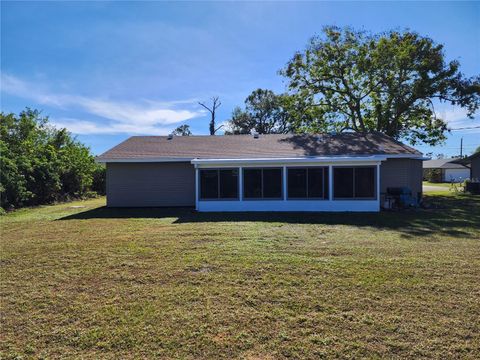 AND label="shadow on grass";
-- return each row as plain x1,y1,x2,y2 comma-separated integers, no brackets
59,194,479,239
